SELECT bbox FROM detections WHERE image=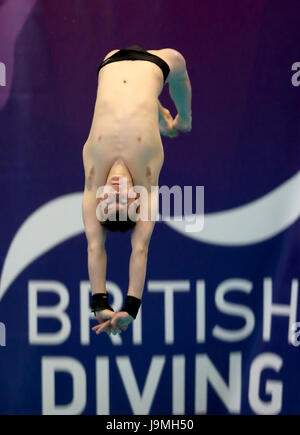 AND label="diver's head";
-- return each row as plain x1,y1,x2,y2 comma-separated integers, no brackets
97,164,140,232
